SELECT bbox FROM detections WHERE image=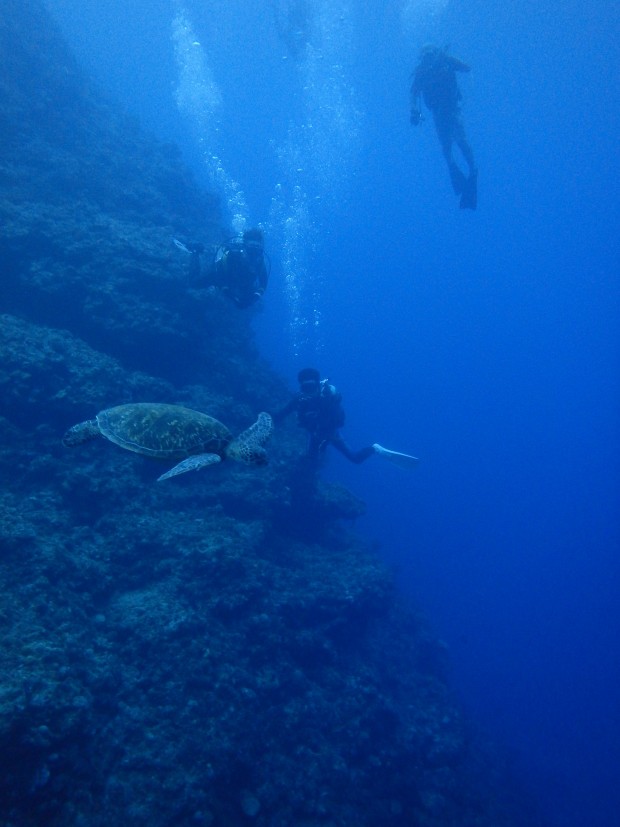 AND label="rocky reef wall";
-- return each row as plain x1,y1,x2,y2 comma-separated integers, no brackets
0,2,535,826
